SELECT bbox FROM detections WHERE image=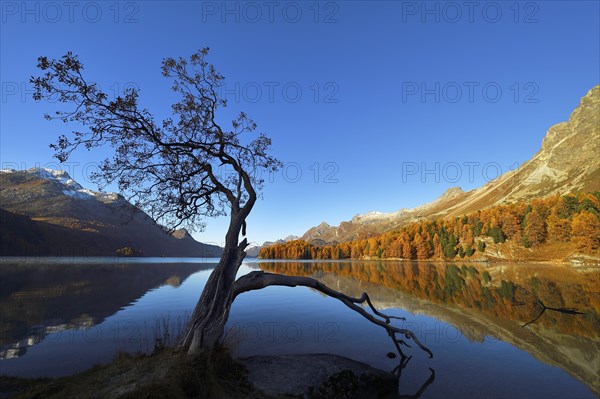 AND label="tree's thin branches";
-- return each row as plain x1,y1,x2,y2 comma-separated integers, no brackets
31,48,282,232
